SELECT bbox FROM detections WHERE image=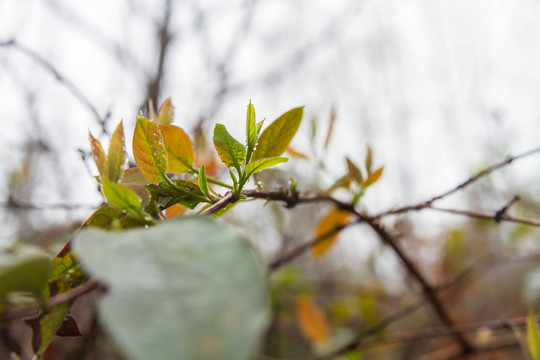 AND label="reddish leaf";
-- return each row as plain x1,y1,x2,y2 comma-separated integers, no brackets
55,314,82,337
107,121,126,182
89,132,107,179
